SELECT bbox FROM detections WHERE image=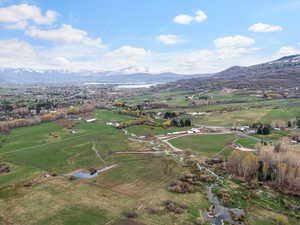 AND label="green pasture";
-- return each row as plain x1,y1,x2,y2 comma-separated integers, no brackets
170,134,236,157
